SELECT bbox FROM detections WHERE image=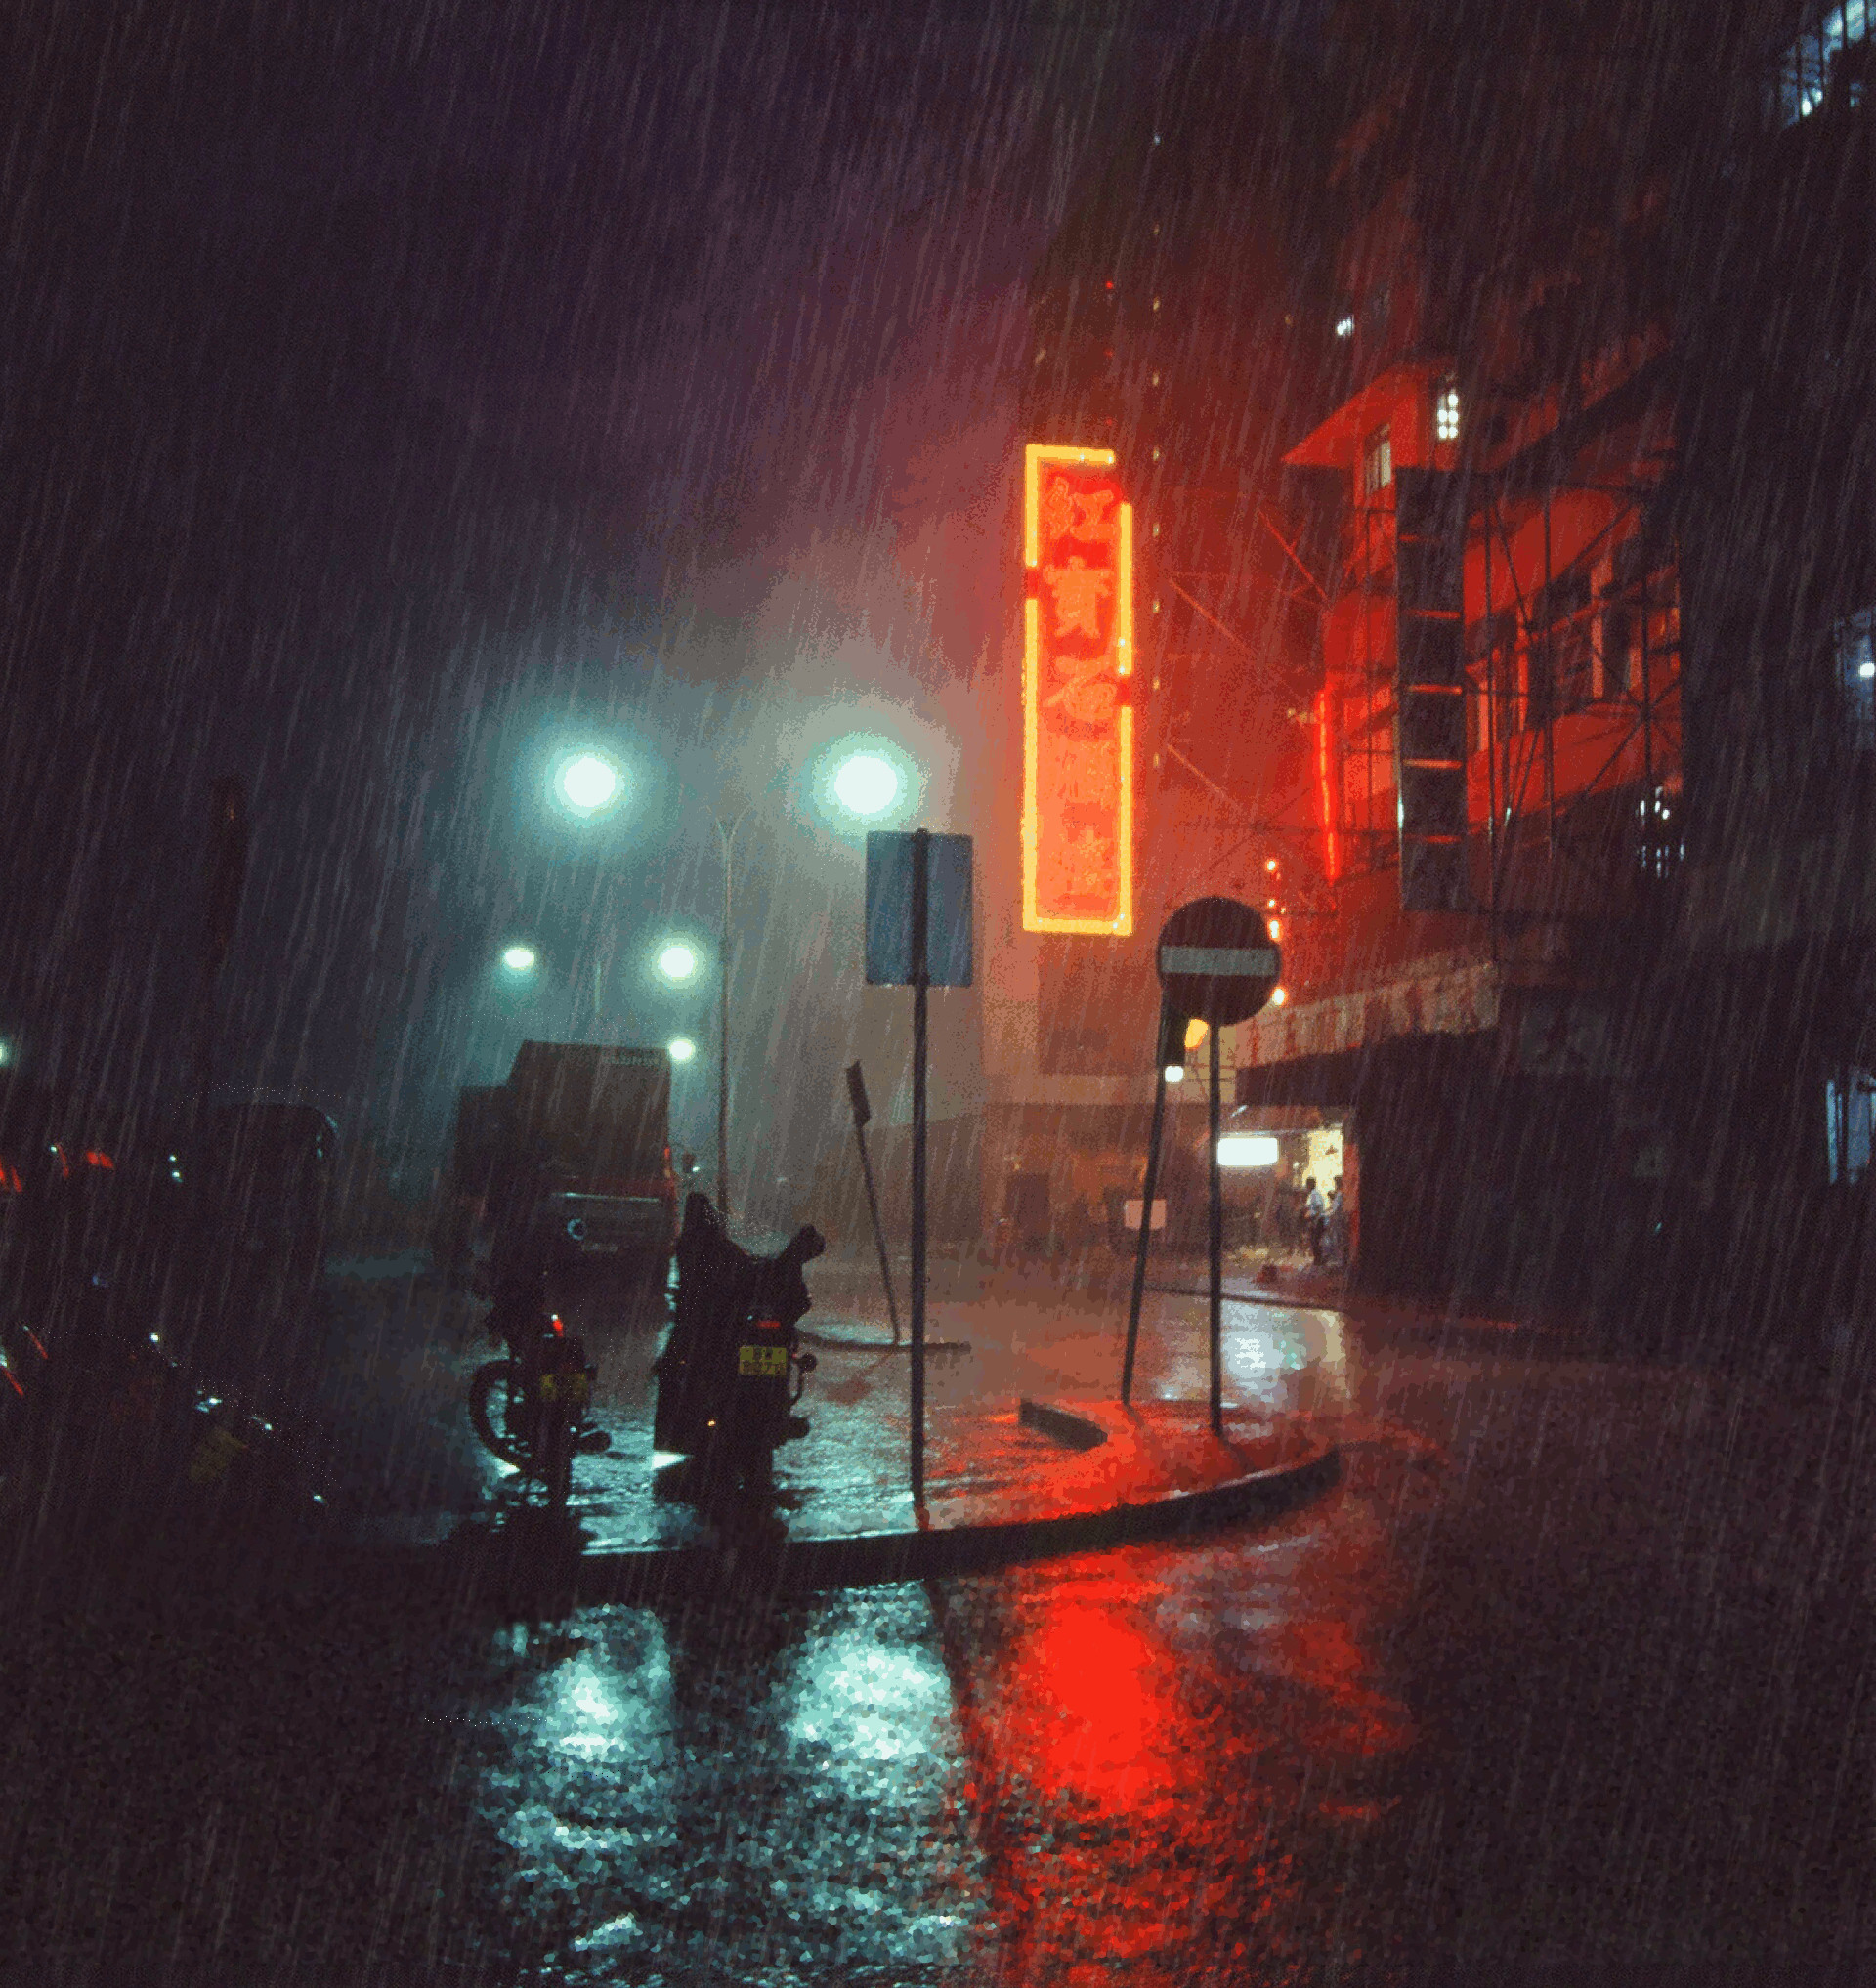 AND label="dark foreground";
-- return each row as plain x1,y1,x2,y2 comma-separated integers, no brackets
2,1276,1873,1987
